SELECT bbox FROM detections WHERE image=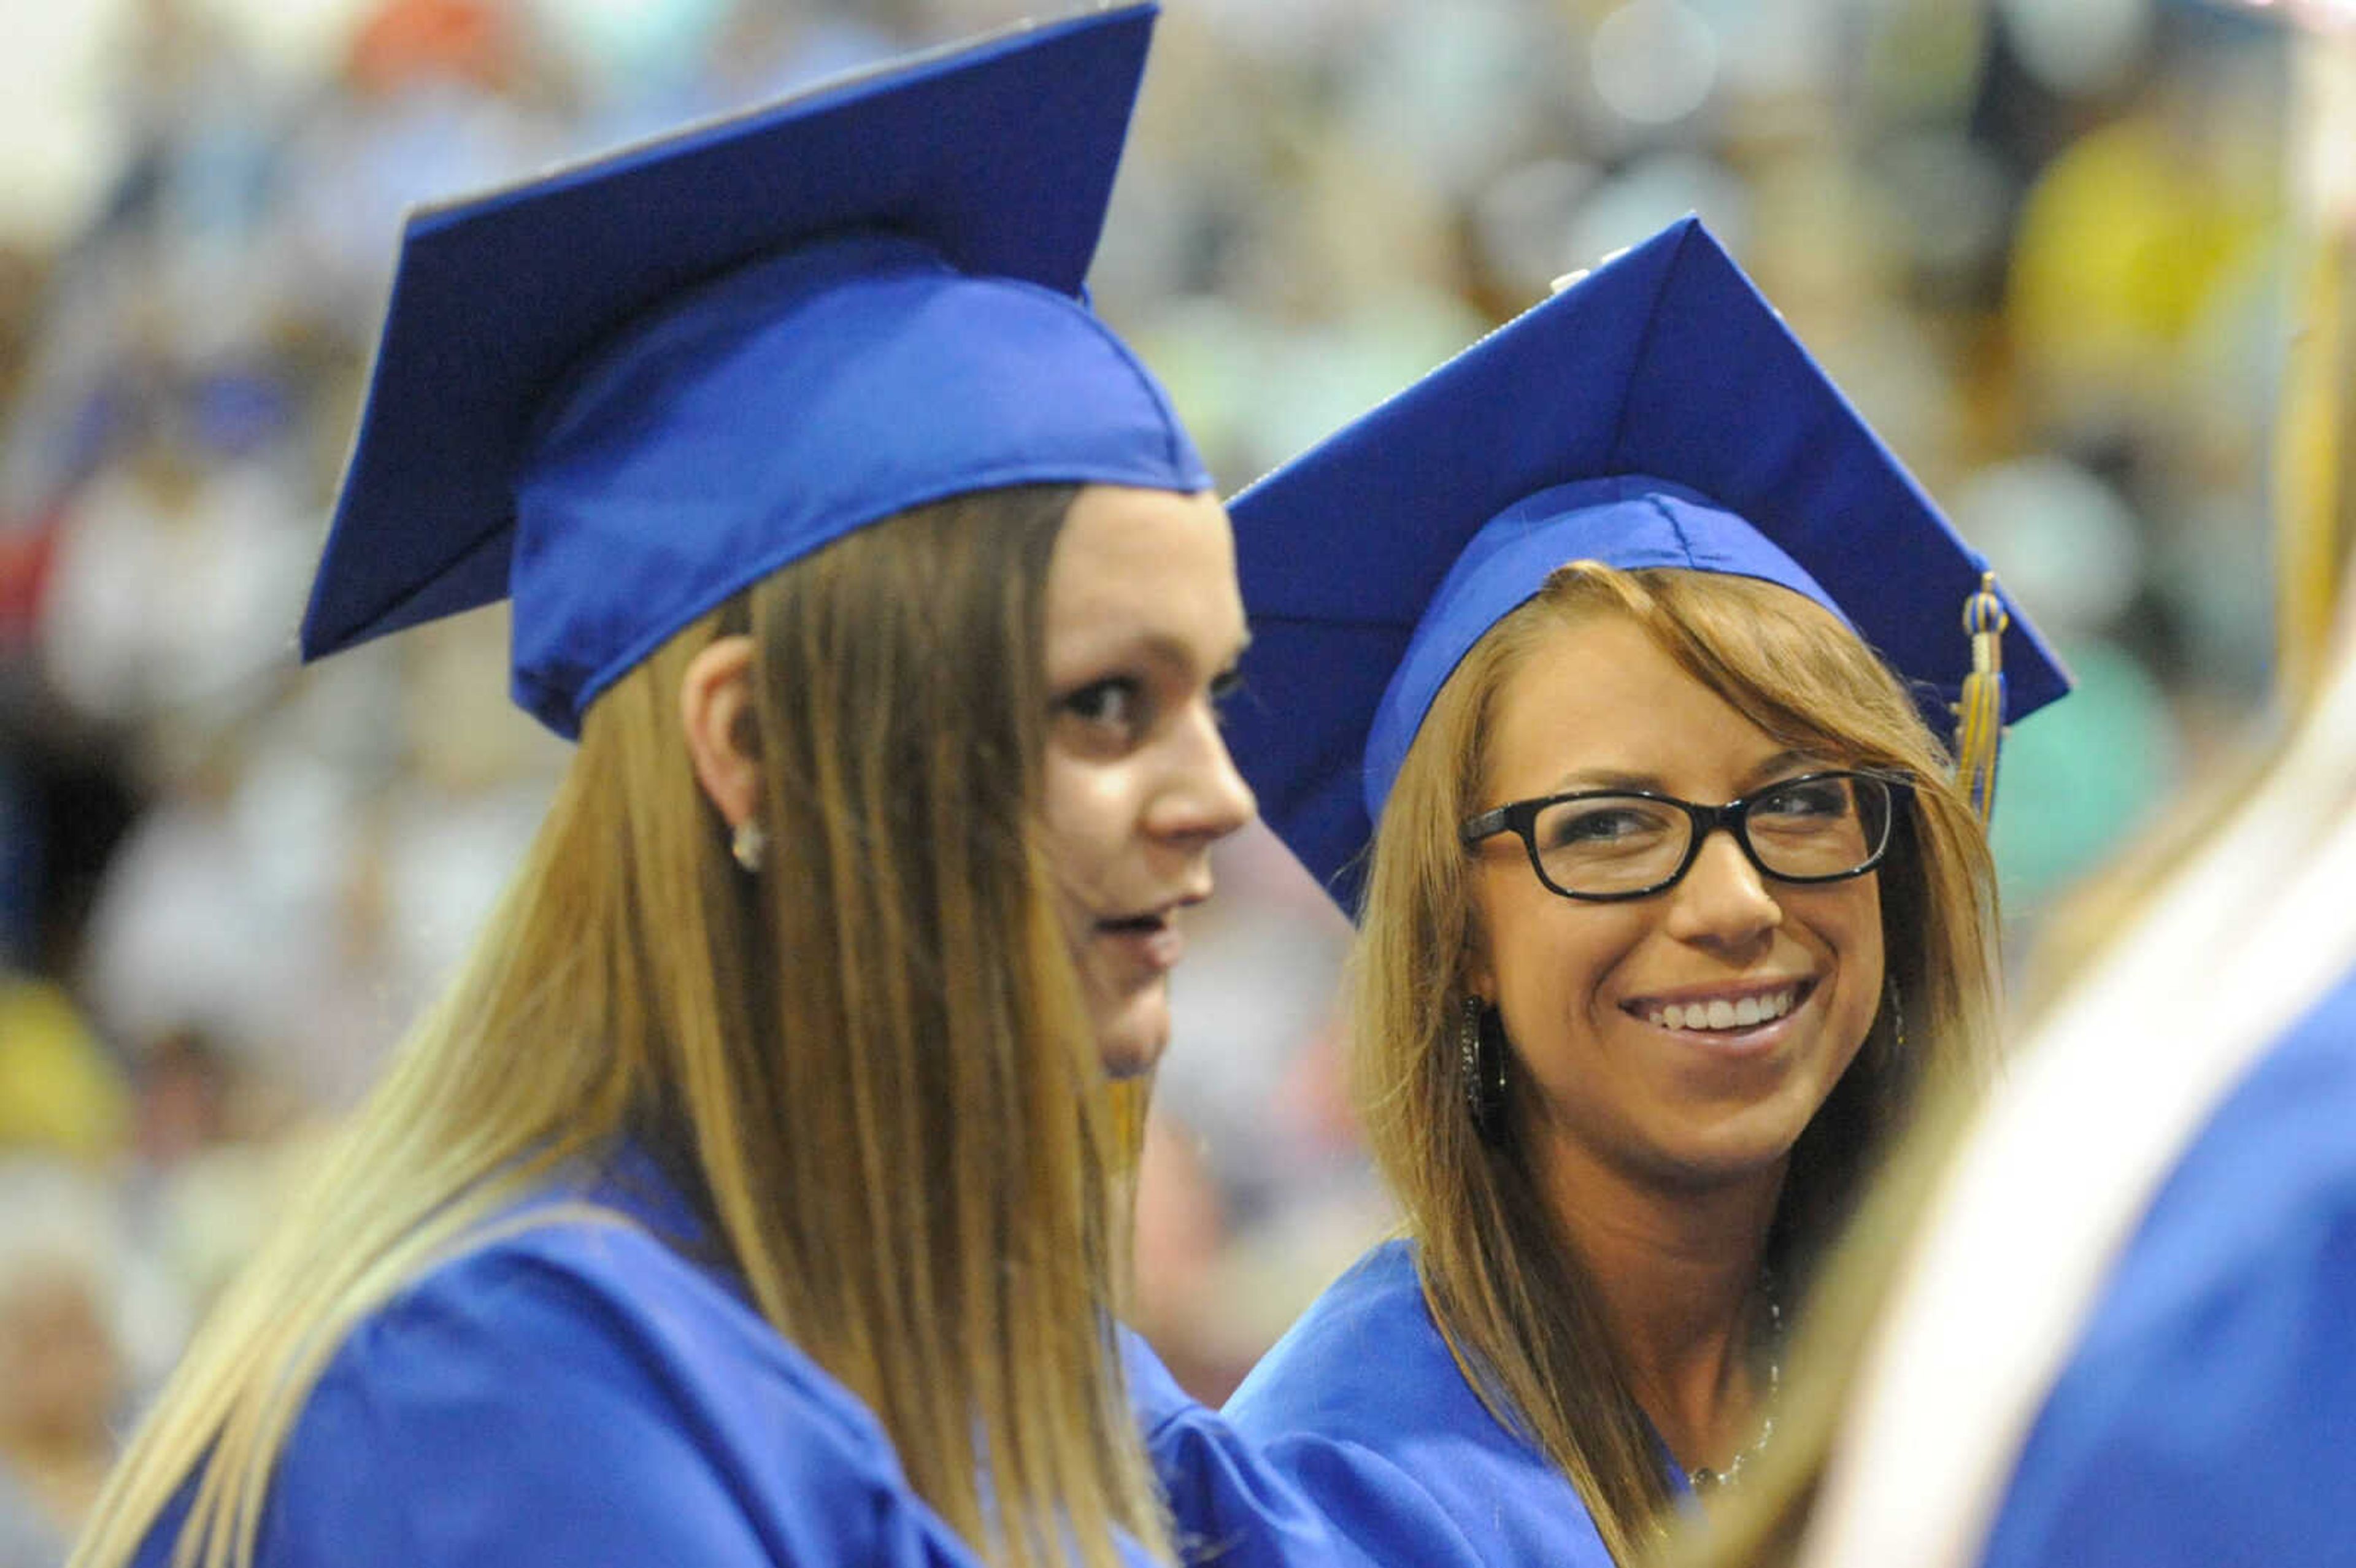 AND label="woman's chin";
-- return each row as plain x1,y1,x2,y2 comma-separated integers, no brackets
1091,985,1172,1080
1623,1105,1816,1196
